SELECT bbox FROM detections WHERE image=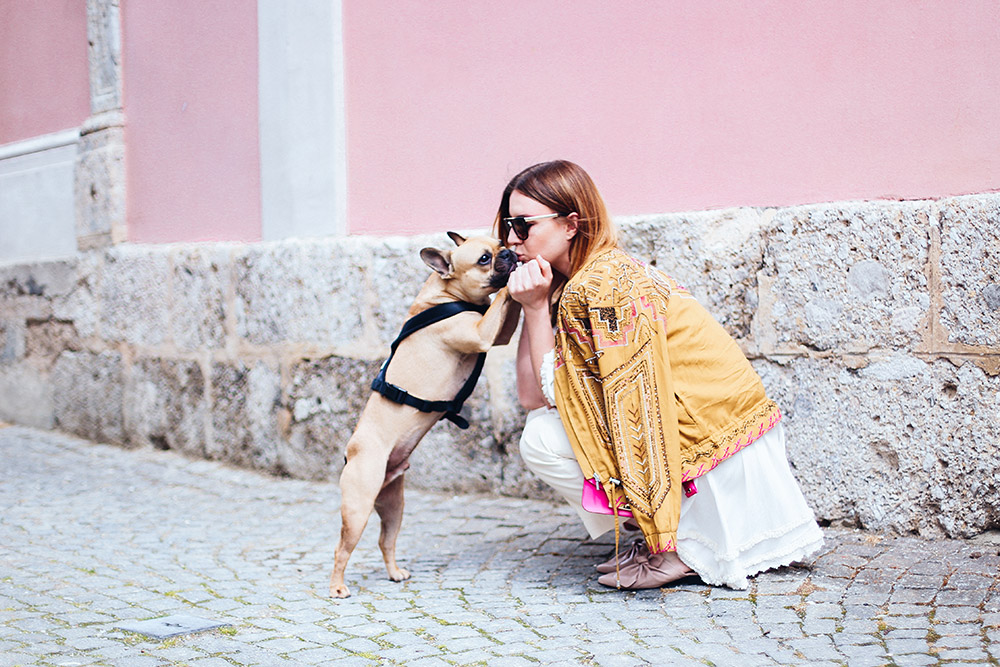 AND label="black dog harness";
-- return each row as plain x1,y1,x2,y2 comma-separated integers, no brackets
370,300,490,430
